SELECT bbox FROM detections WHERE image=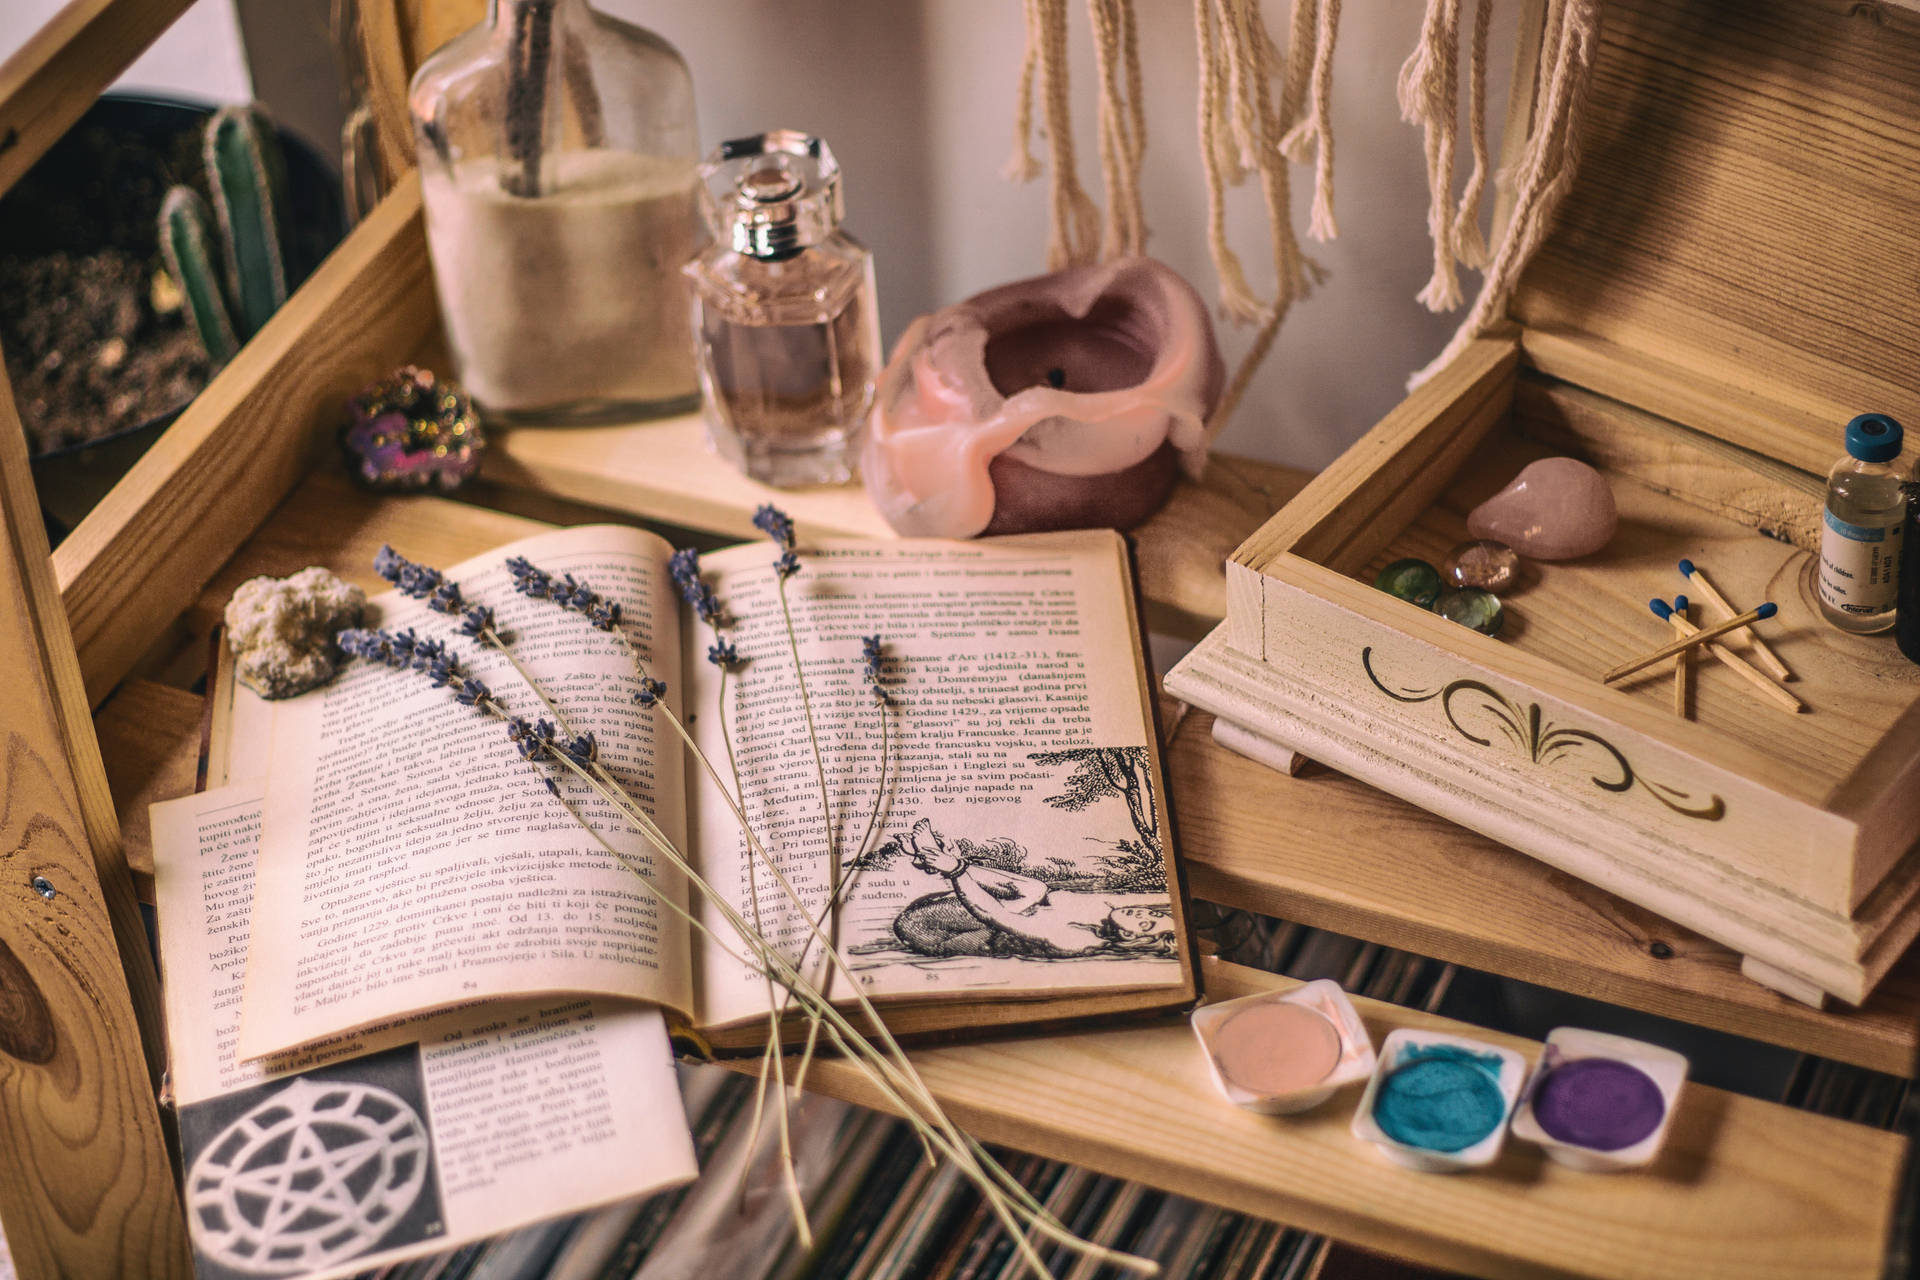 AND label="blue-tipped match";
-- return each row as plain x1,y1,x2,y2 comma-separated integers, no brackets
1649,598,1673,620
1756,601,1778,620
1674,594,1689,614
1678,558,1696,578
